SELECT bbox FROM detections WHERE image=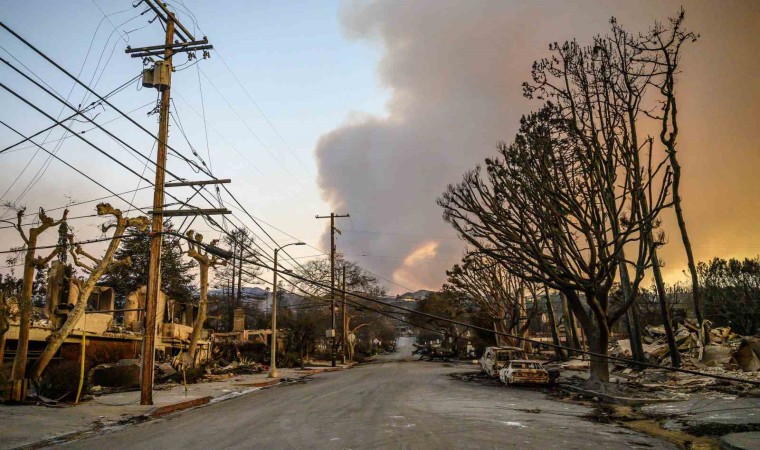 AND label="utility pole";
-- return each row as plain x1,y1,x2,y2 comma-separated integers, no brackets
127,0,214,406
230,237,237,325
341,266,347,364
236,238,243,306
315,212,349,367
